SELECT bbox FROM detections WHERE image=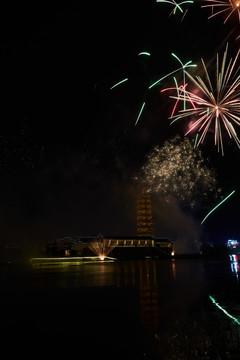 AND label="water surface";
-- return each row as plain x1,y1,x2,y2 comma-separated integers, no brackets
1,259,240,359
